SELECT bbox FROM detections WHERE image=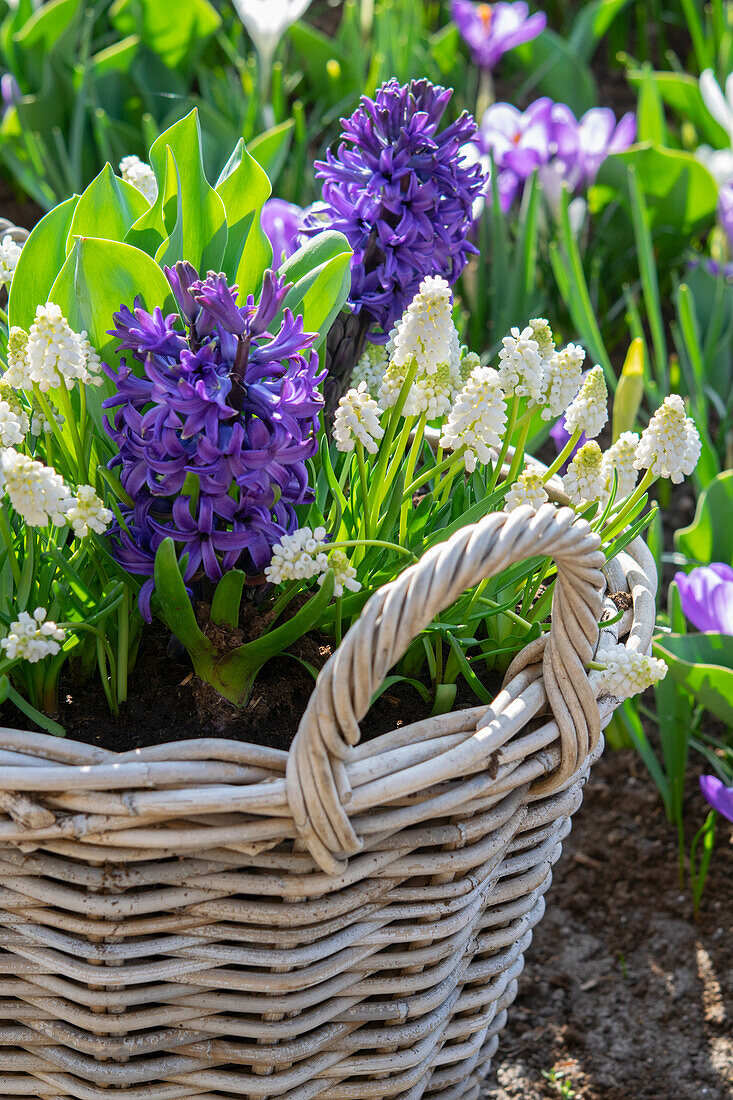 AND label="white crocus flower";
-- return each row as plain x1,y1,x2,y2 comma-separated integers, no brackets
234,0,312,101
700,69,733,146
